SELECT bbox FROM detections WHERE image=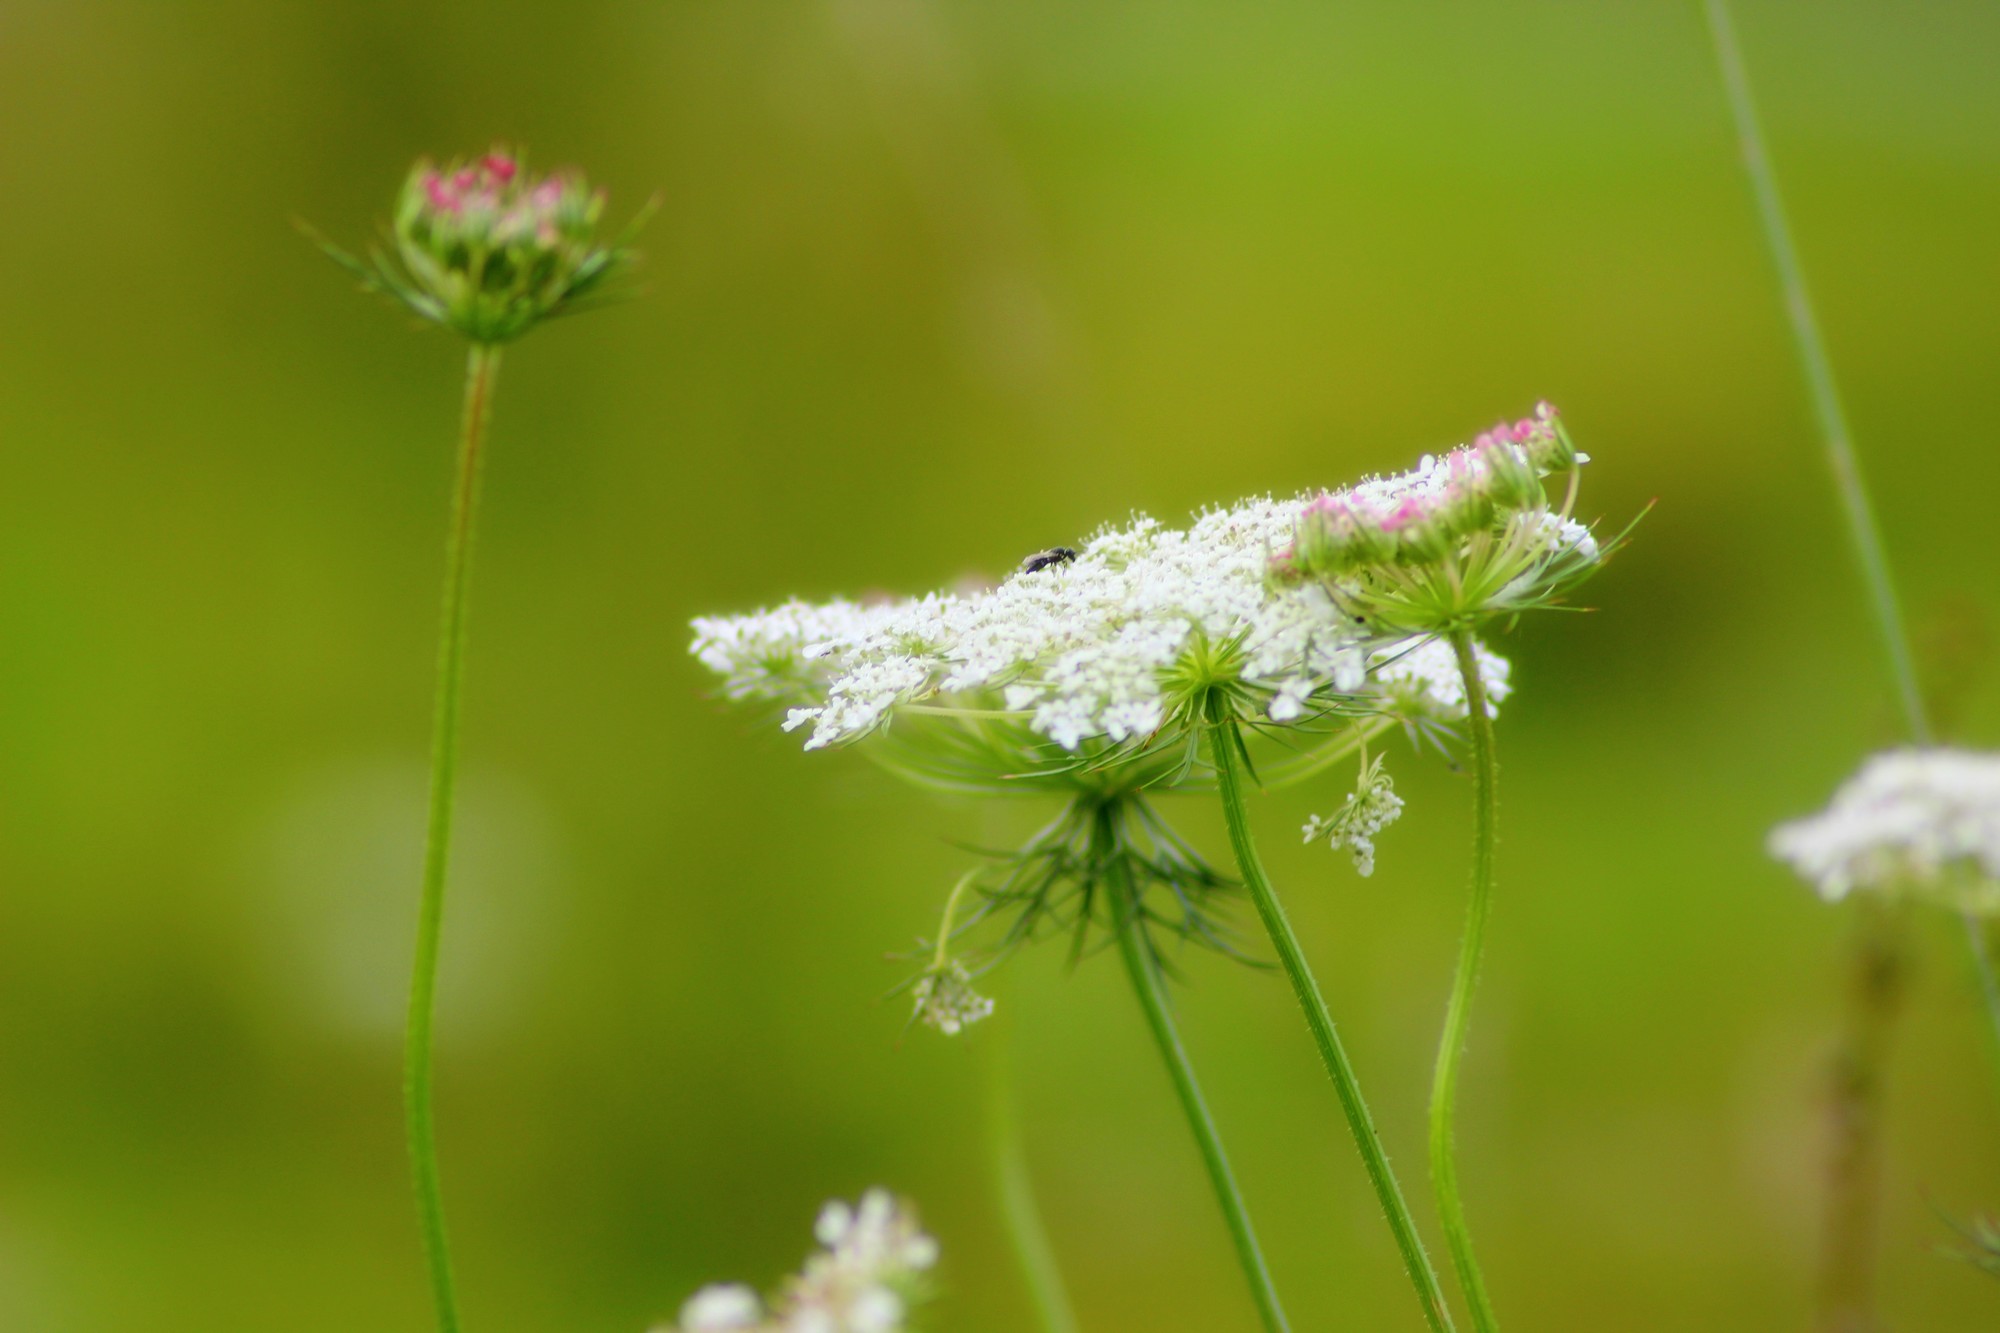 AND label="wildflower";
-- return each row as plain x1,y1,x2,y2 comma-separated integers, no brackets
690,493,1508,775
667,1191,938,1333
312,147,647,344
1276,403,1605,636
909,959,994,1036
692,495,1515,1027
1769,748,2000,913
1303,749,1405,877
